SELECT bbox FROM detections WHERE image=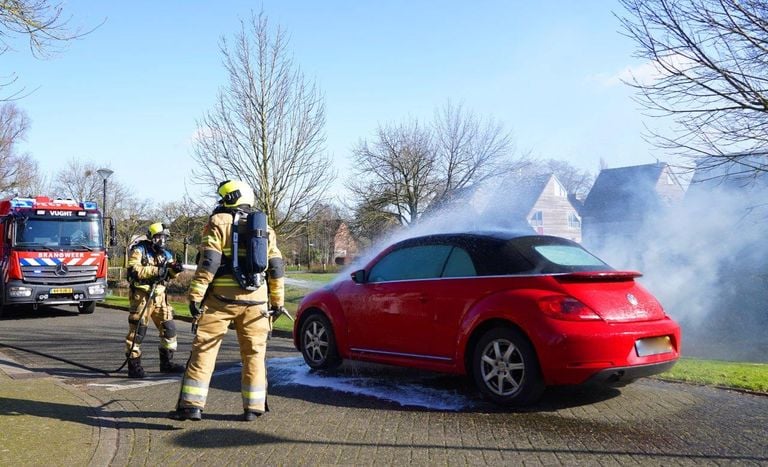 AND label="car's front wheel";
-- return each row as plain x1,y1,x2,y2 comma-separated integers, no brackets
472,327,544,406
299,313,341,370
